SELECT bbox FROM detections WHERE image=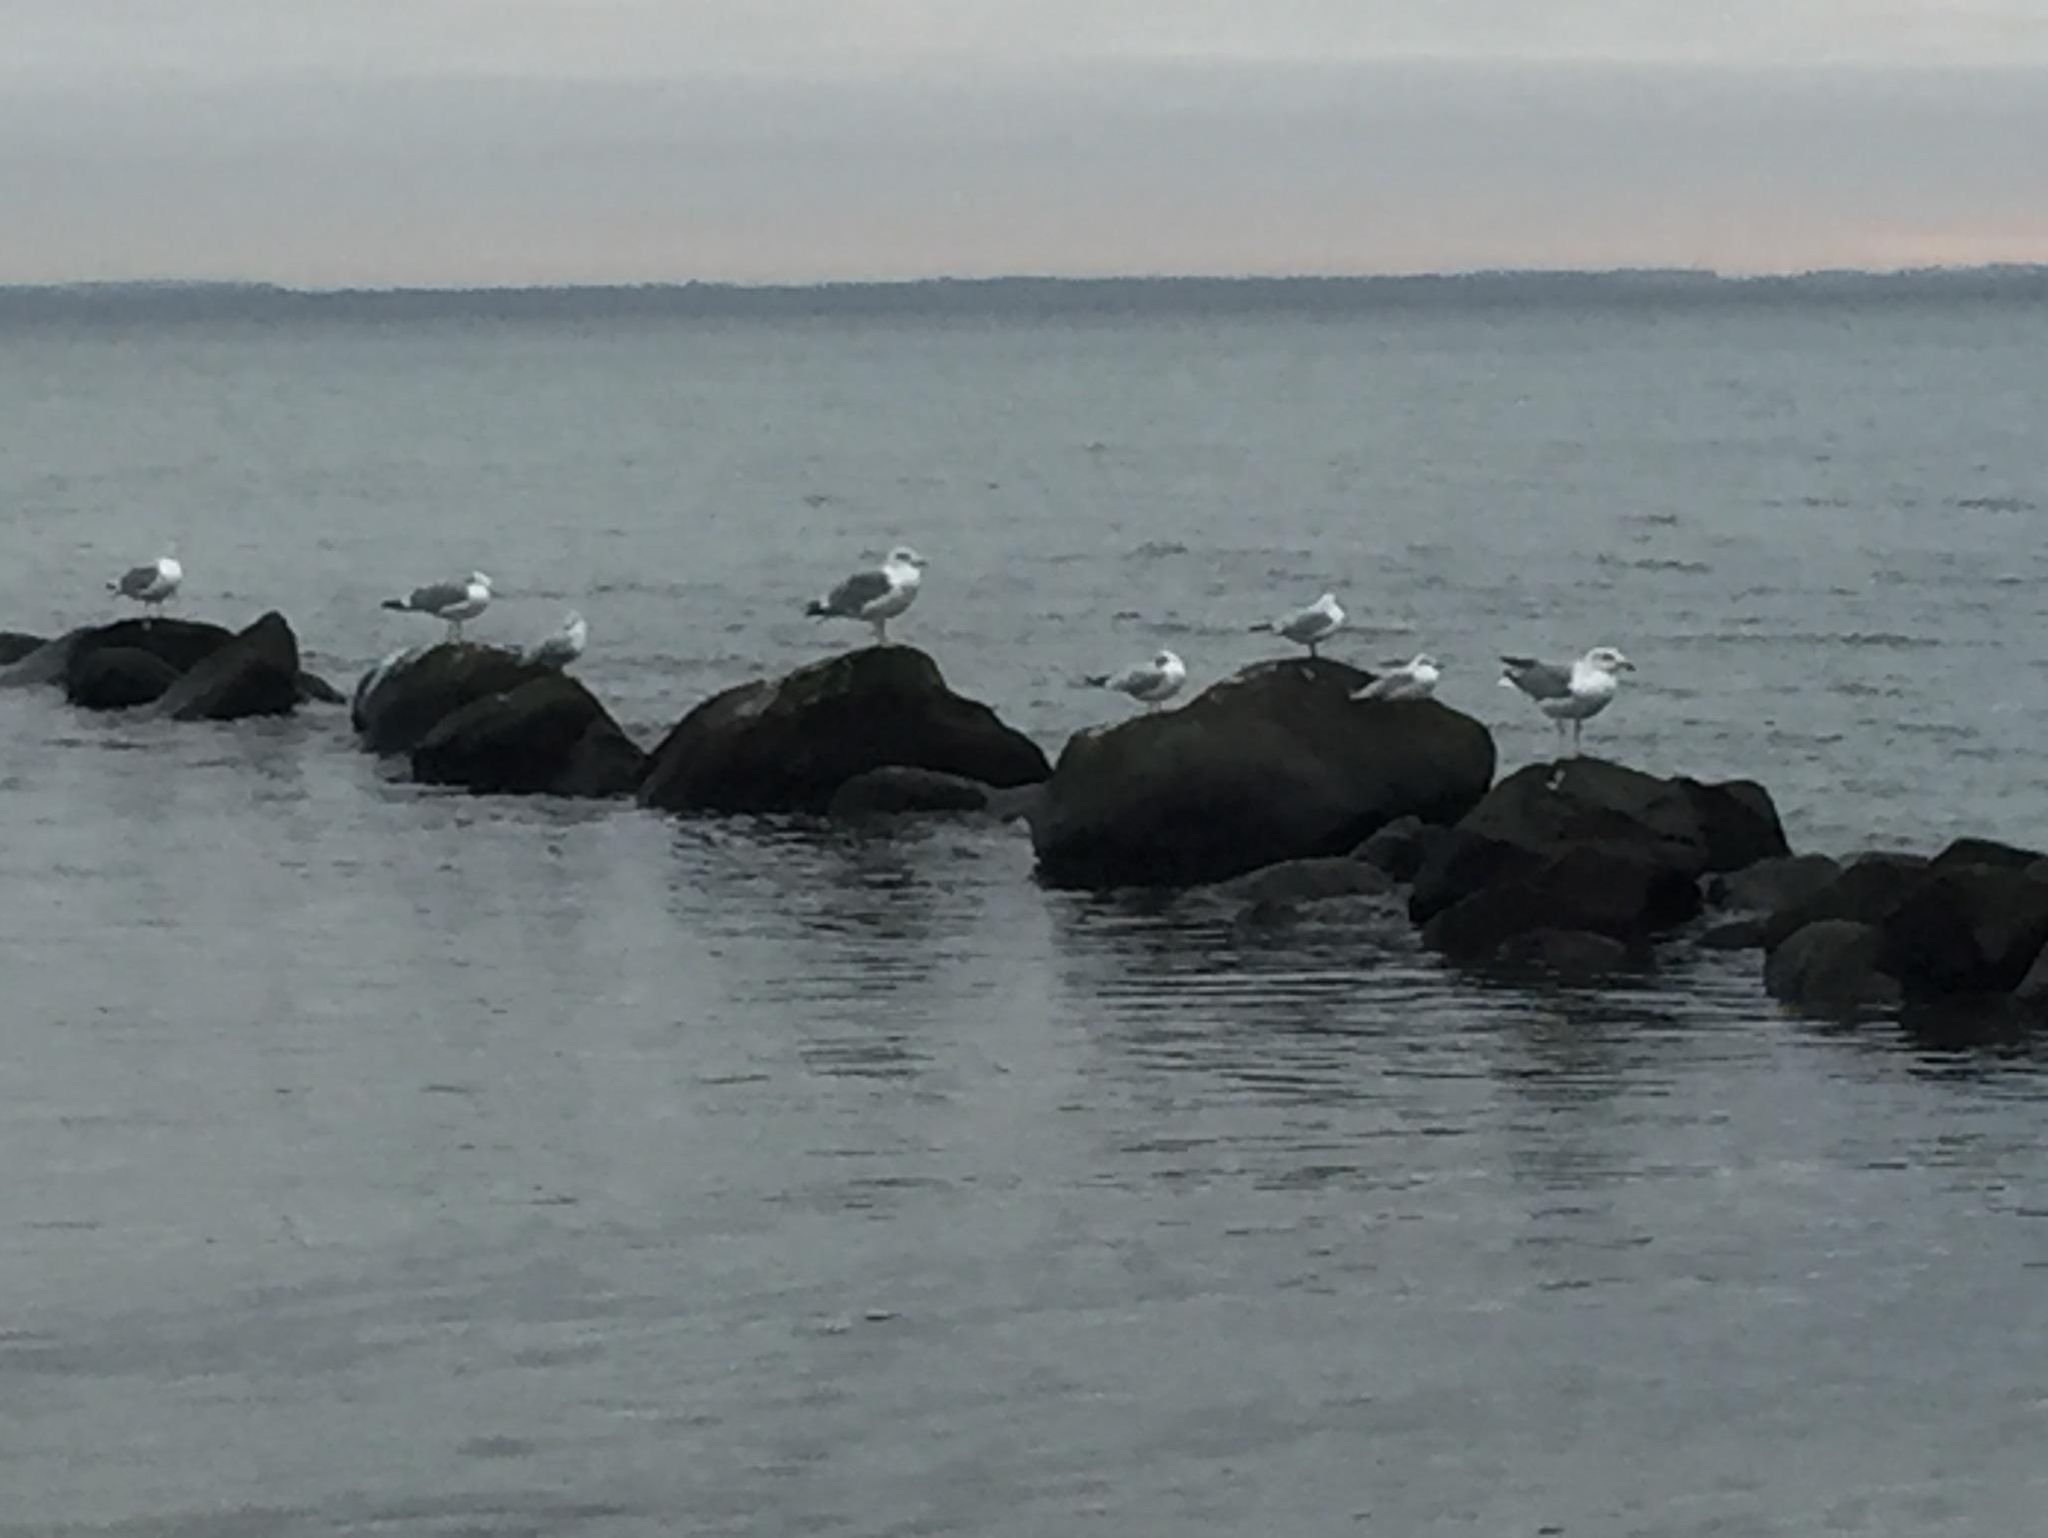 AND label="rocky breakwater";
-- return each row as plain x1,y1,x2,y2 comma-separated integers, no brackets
352,643,647,798
0,614,340,719
1718,837,2048,1017
638,645,1048,815
1030,657,1497,889
1406,757,1790,971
